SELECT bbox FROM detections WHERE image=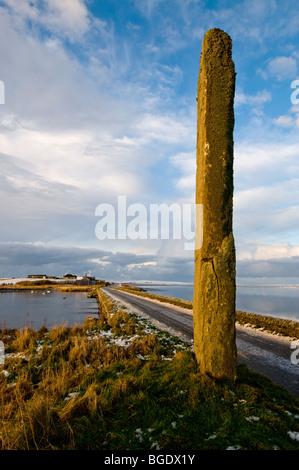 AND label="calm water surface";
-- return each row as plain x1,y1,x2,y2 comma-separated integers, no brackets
133,280,299,322
2,279,298,330
0,291,99,329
